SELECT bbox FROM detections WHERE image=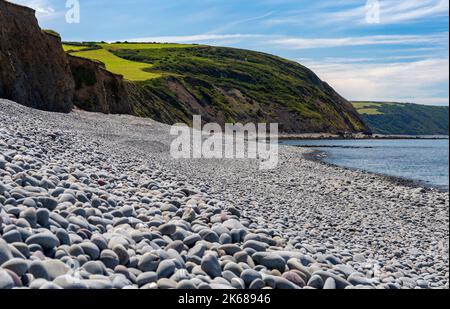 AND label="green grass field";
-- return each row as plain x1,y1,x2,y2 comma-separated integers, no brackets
352,102,388,115
62,44,91,52
100,43,198,50
70,48,160,81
